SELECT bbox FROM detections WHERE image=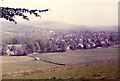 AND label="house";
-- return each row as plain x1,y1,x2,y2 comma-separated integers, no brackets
6,44,25,56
